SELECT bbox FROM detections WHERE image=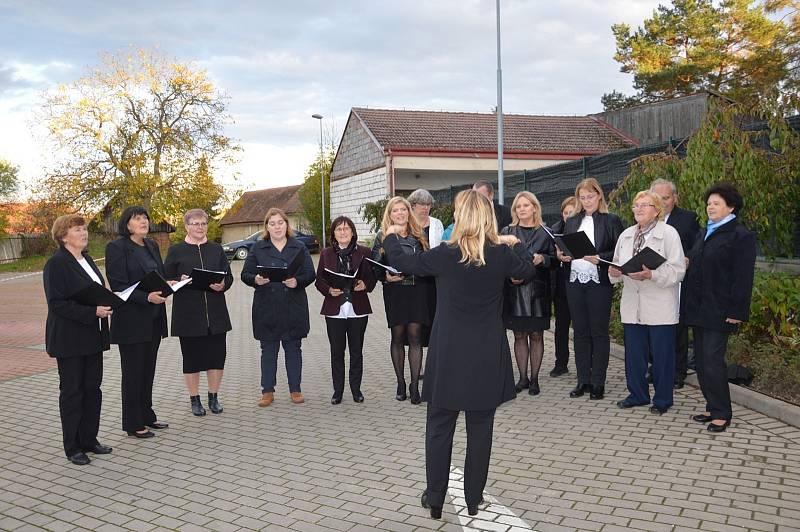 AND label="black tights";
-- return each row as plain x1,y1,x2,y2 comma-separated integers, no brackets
390,323,423,387
513,331,544,383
